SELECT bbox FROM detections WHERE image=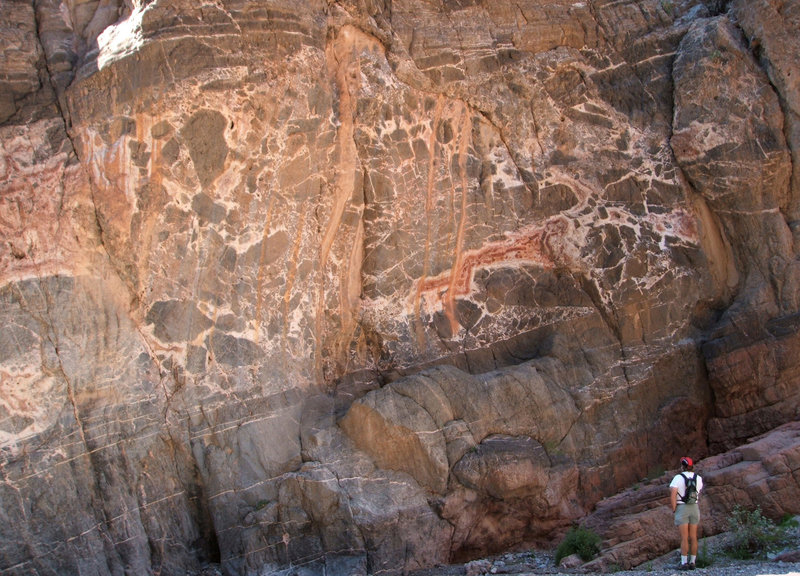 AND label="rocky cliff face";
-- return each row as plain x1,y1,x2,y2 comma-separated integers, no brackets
1,0,799,574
